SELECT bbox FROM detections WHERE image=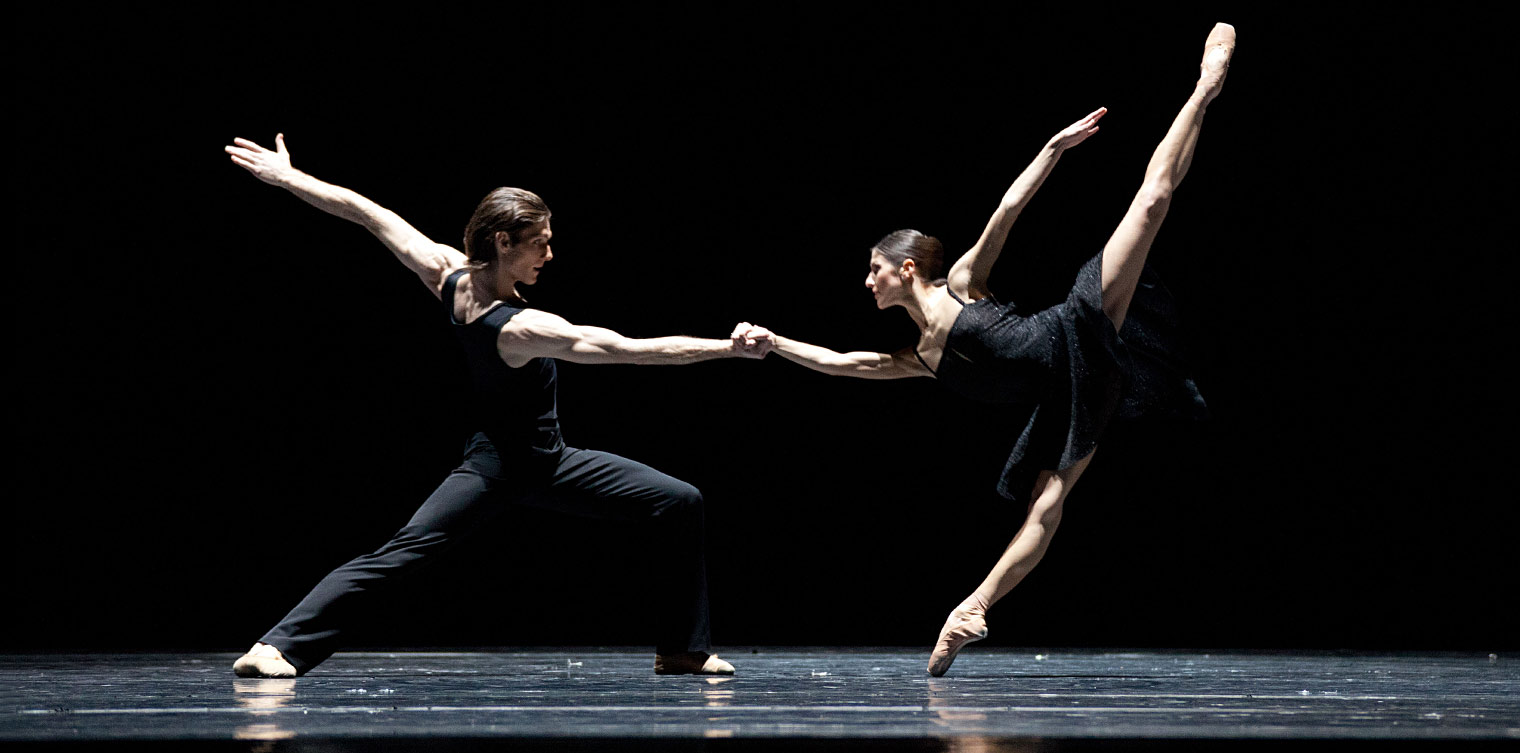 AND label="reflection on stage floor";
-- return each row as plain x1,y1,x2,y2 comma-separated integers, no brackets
3,648,1514,750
